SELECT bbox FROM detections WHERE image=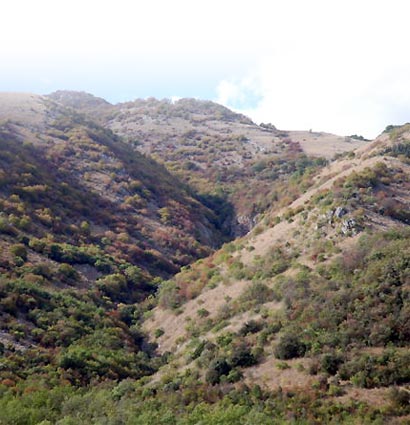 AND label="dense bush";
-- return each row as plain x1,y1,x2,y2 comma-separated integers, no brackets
229,343,257,367
274,333,306,360
9,243,27,261
205,358,231,385
238,320,263,336
320,352,345,375
339,350,410,388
